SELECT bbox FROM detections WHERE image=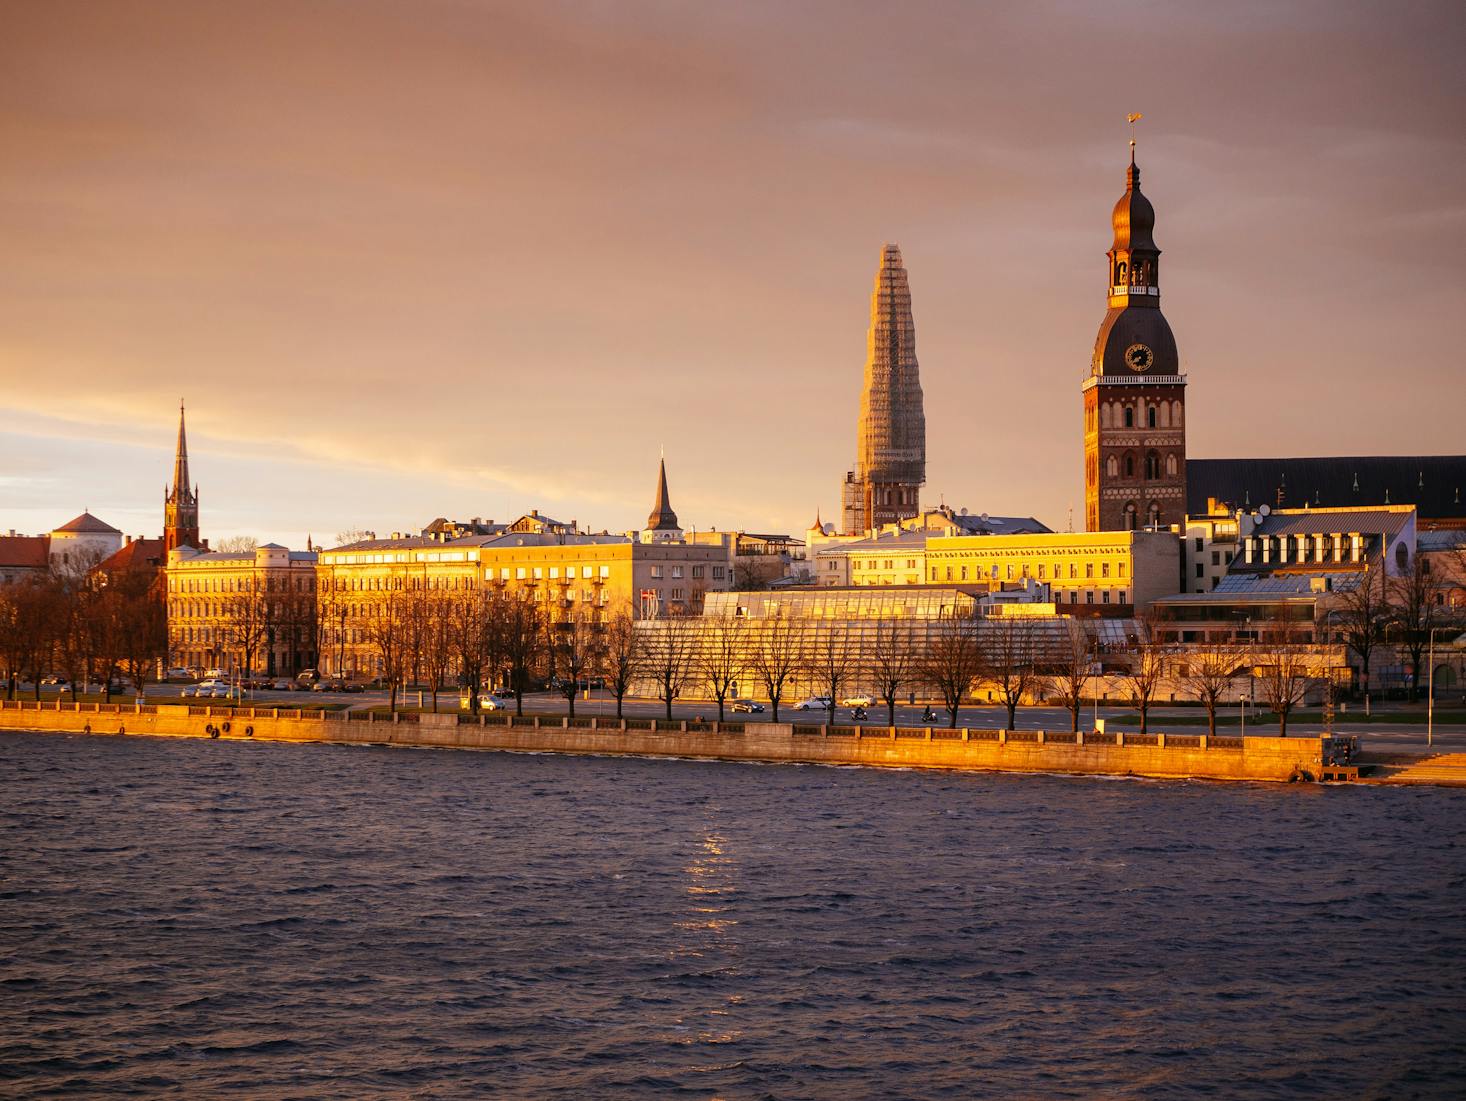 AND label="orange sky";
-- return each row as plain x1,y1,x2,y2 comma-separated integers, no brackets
2,1,1463,546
